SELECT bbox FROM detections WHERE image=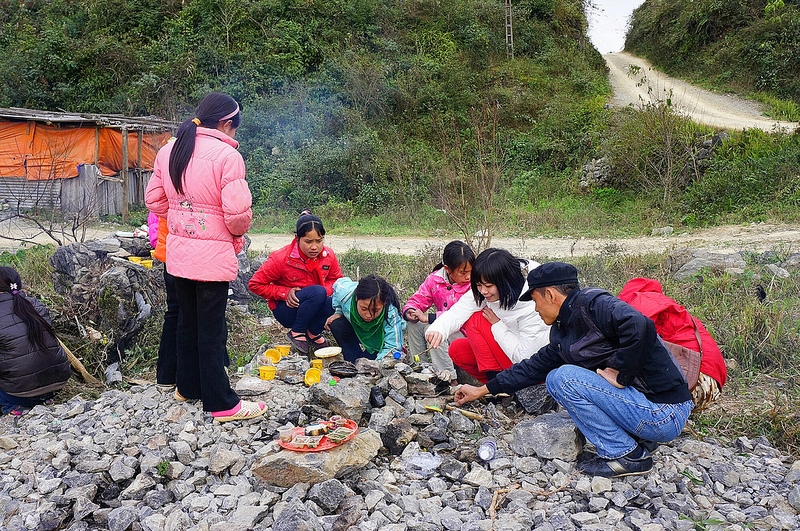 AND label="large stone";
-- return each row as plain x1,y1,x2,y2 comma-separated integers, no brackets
514,384,557,415
509,411,584,461
251,429,382,487
309,377,370,422
382,417,418,455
